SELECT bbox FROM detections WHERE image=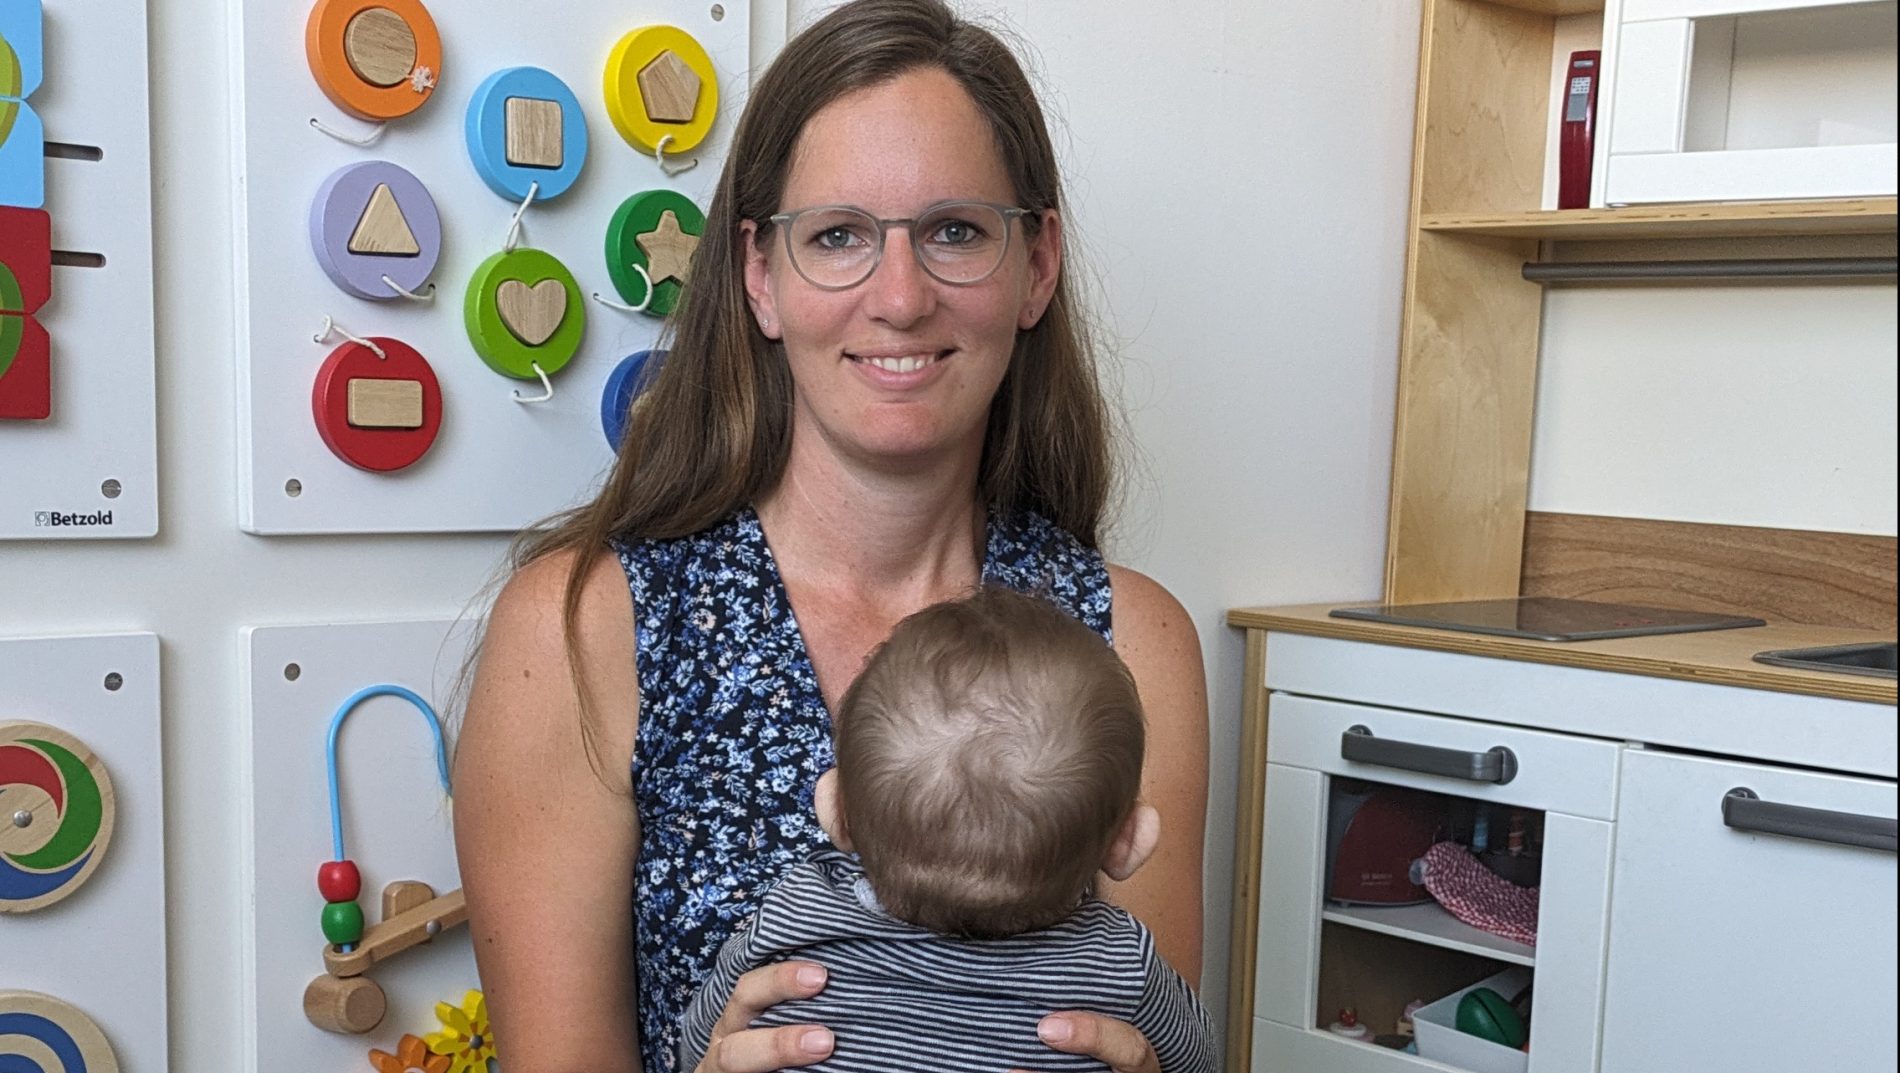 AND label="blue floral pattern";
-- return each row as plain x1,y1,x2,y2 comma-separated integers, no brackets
613,505,1111,1072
